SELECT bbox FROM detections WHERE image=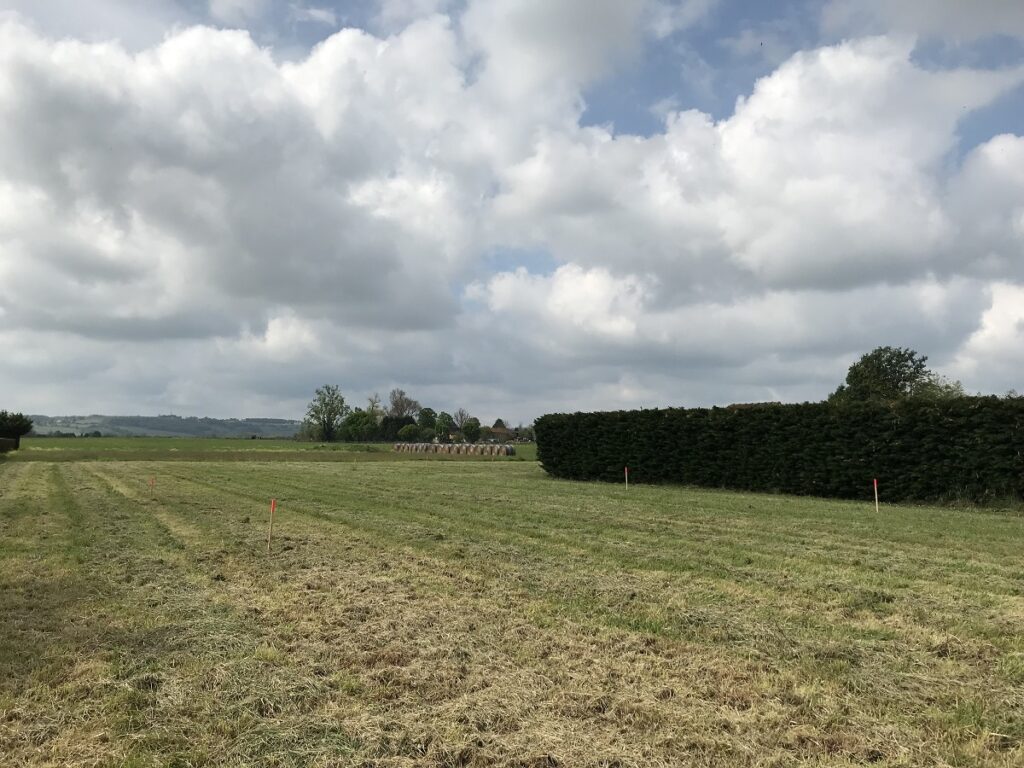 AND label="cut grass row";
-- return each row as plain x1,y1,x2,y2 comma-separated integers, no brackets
1,458,1022,766
8,437,537,463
